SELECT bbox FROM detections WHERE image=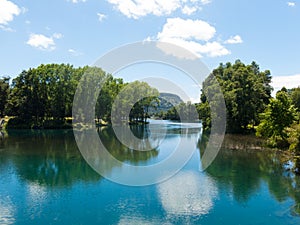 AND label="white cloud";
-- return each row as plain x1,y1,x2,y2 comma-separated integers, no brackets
21,6,28,14
158,37,230,58
0,24,15,32
225,35,243,44
68,48,83,56
97,13,106,22
287,2,296,7
107,0,180,19
107,0,211,19
155,18,230,58
157,18,216,42
200,0,212,4
52,33,63,39
272,74,300,95
181,5,198,15
199,41,231,57
0,0,21,25
26,33,62,51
